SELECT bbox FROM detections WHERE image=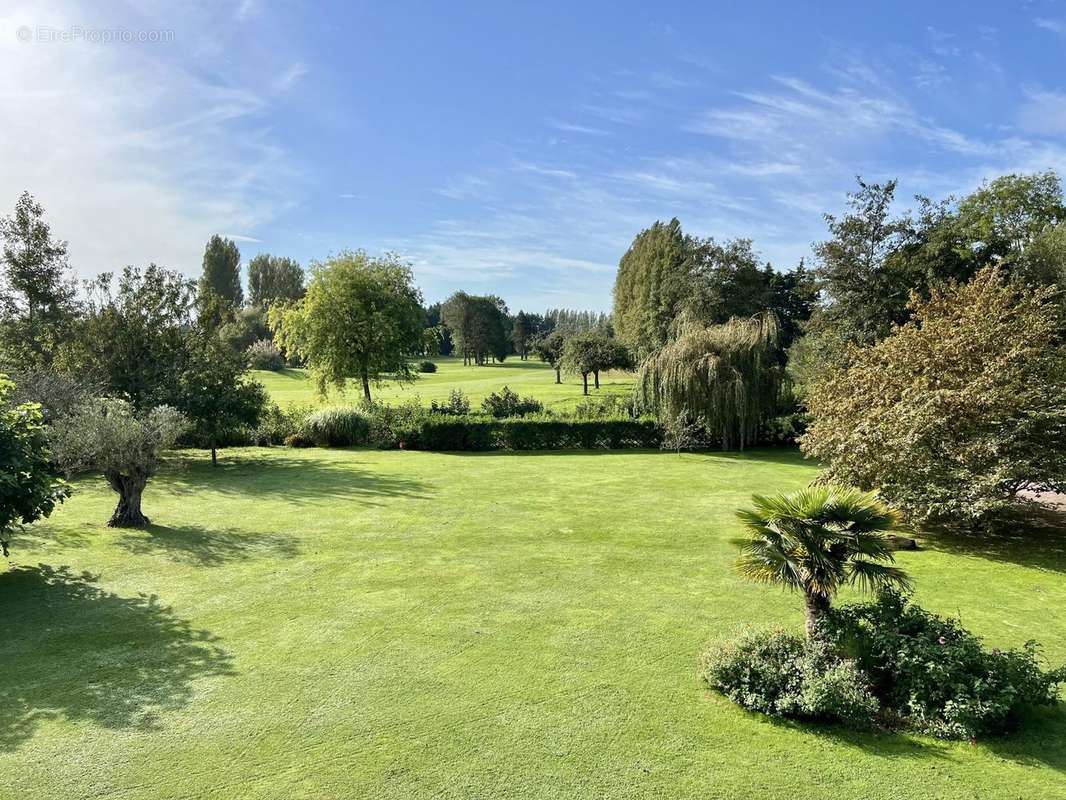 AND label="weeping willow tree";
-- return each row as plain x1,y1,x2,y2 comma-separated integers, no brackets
637,313,782,450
